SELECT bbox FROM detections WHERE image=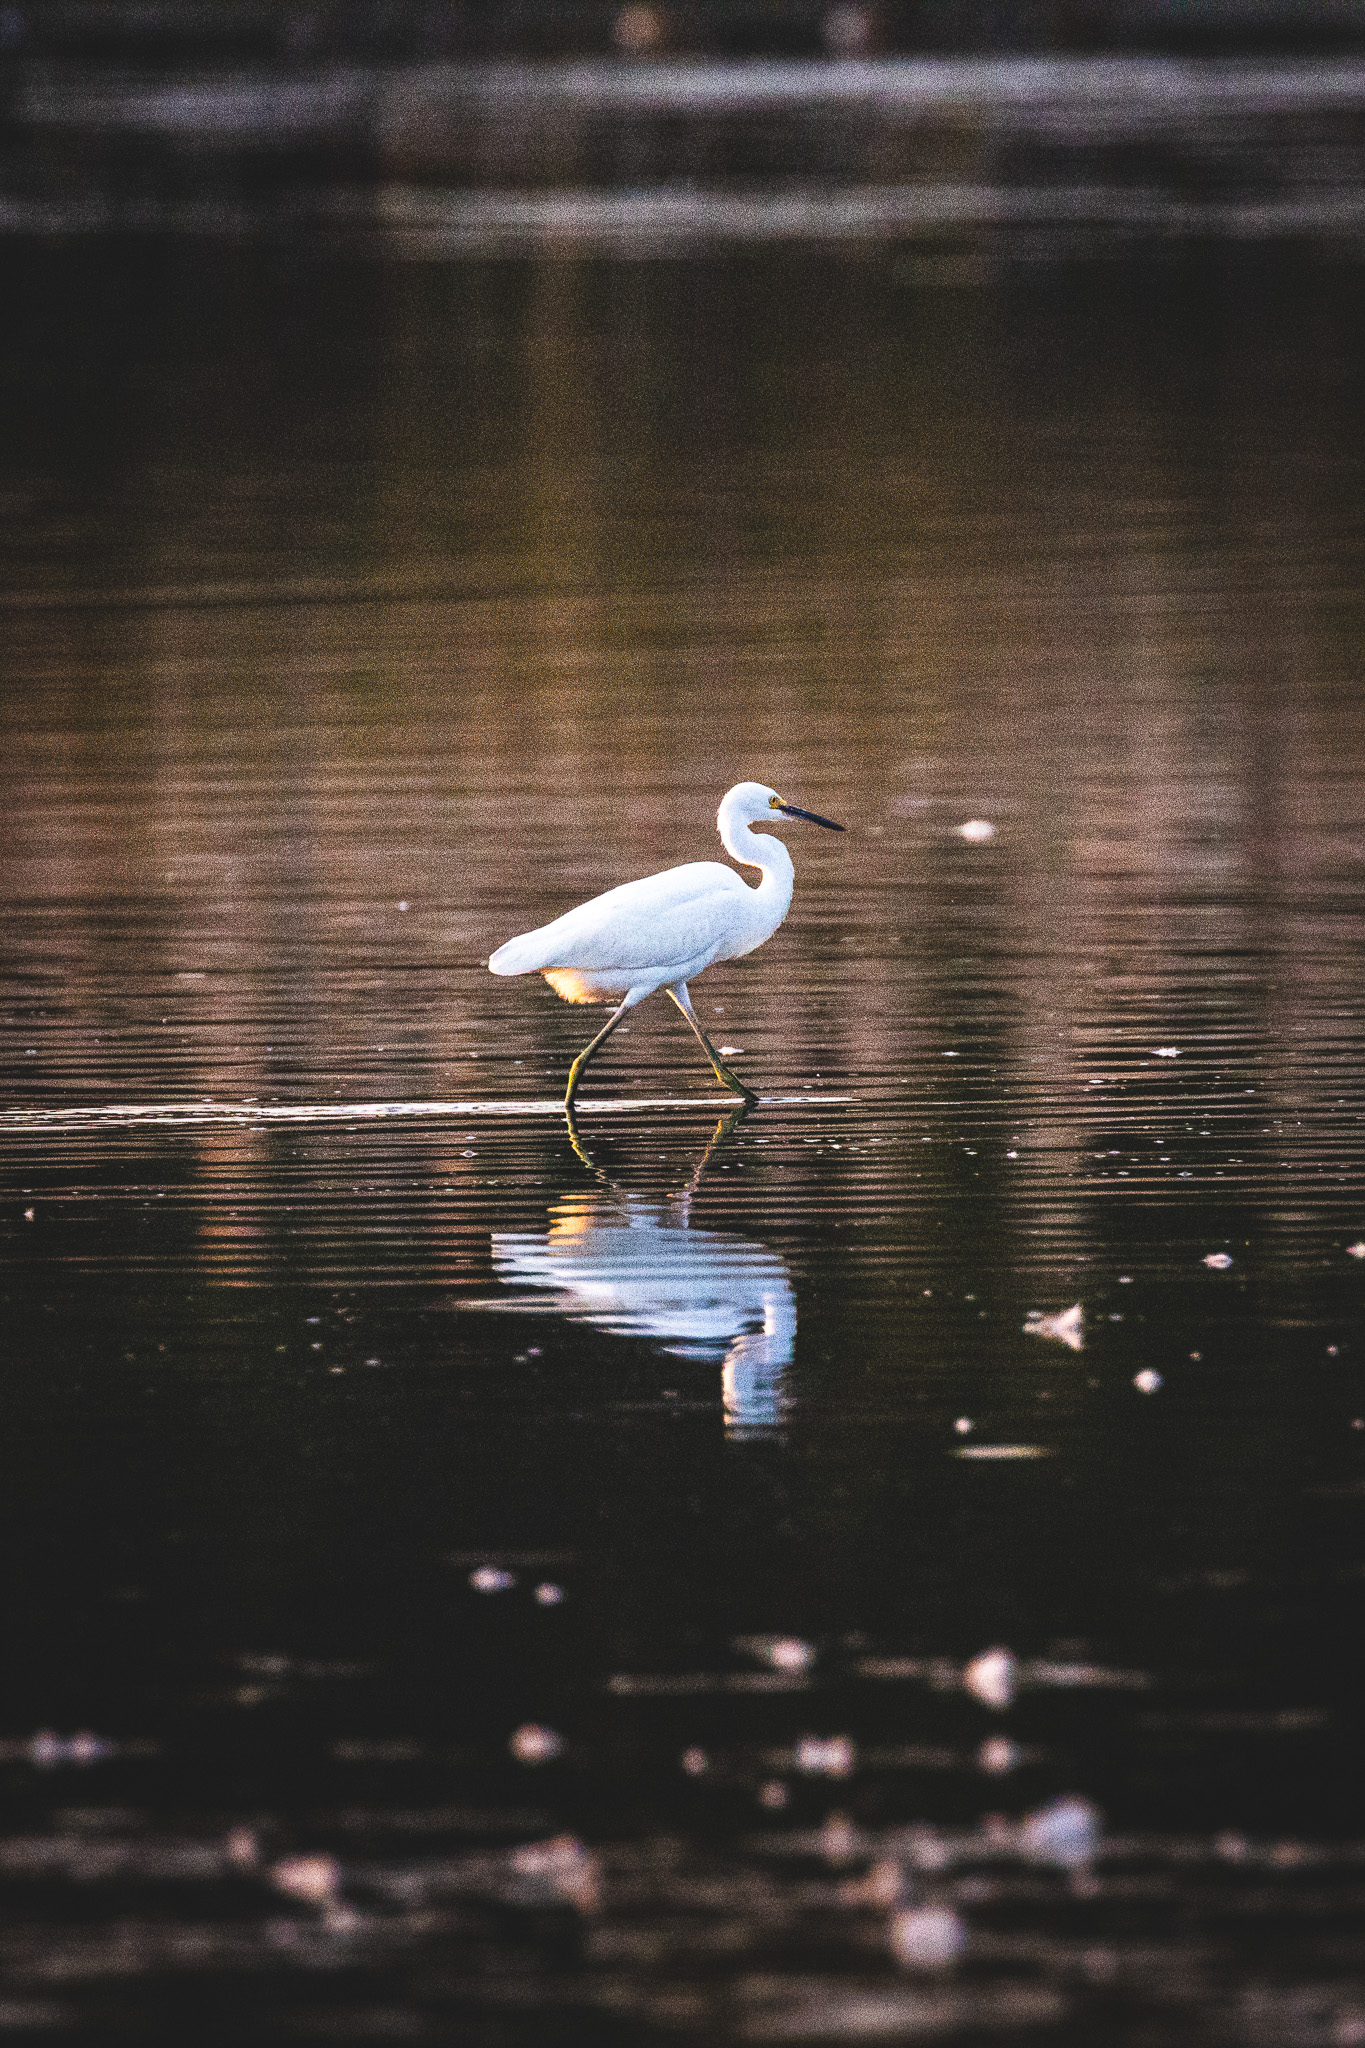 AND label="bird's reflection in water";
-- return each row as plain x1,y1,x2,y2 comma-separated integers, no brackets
488,1111,794,1436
